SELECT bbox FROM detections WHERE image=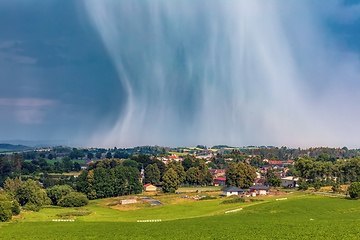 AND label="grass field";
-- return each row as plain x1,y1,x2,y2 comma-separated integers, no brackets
1,193,360,239
168,151,189,157
177,186,223,192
